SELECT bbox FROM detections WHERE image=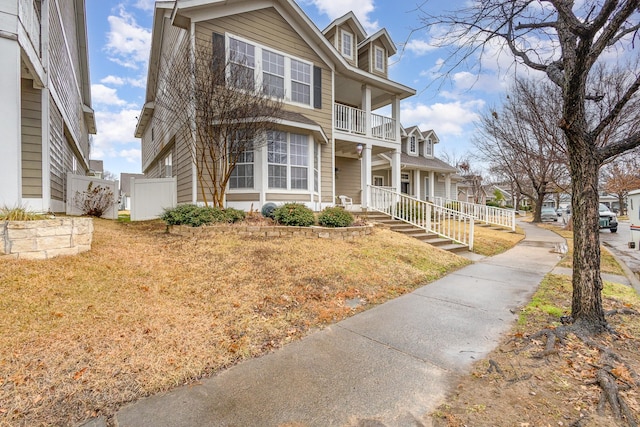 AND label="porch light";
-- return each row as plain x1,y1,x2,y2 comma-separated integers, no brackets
356,143,363,157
